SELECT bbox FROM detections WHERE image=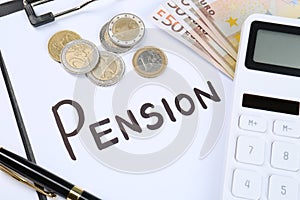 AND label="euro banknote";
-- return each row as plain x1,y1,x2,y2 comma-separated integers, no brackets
151,5,234,78
163,0,235,77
